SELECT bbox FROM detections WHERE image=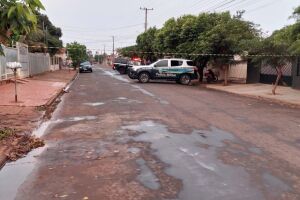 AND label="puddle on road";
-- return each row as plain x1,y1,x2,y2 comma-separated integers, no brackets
127,147,141,154
130,85,169,105
112,97,143,104
0,146,47,200
136,158,160,190
248,147,263,155
101,69,130,83
262,172,291,197
122,121,268,200
83,102,105,107
31,116,98,138
67,116,97,122
99,67,169,105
